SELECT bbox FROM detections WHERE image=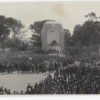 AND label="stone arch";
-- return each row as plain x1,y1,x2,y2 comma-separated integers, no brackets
51,40,58,46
